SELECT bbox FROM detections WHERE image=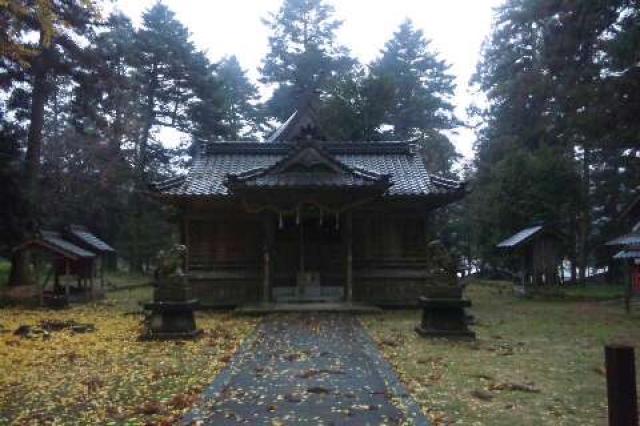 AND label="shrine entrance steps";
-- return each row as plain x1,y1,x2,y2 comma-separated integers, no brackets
235,302,381,314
